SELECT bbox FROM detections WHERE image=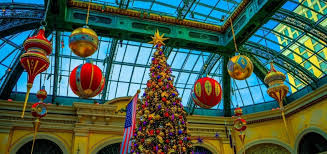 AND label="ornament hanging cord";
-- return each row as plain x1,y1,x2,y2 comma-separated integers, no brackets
40,0,51,27
86,0,92,25
30,118,40,154
226,0,238,53
262,29,290,142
